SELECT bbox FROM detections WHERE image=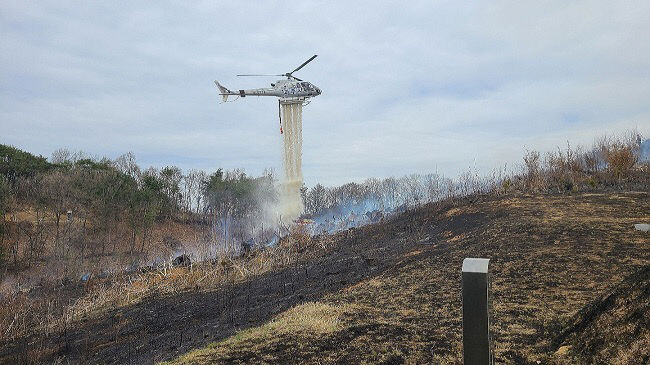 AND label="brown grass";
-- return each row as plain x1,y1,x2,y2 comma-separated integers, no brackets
164,302,348,365
0,228,334,345
160,192,649,364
